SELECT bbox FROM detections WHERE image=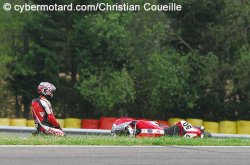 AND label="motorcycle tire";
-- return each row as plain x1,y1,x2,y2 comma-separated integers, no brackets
203,131,212,138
